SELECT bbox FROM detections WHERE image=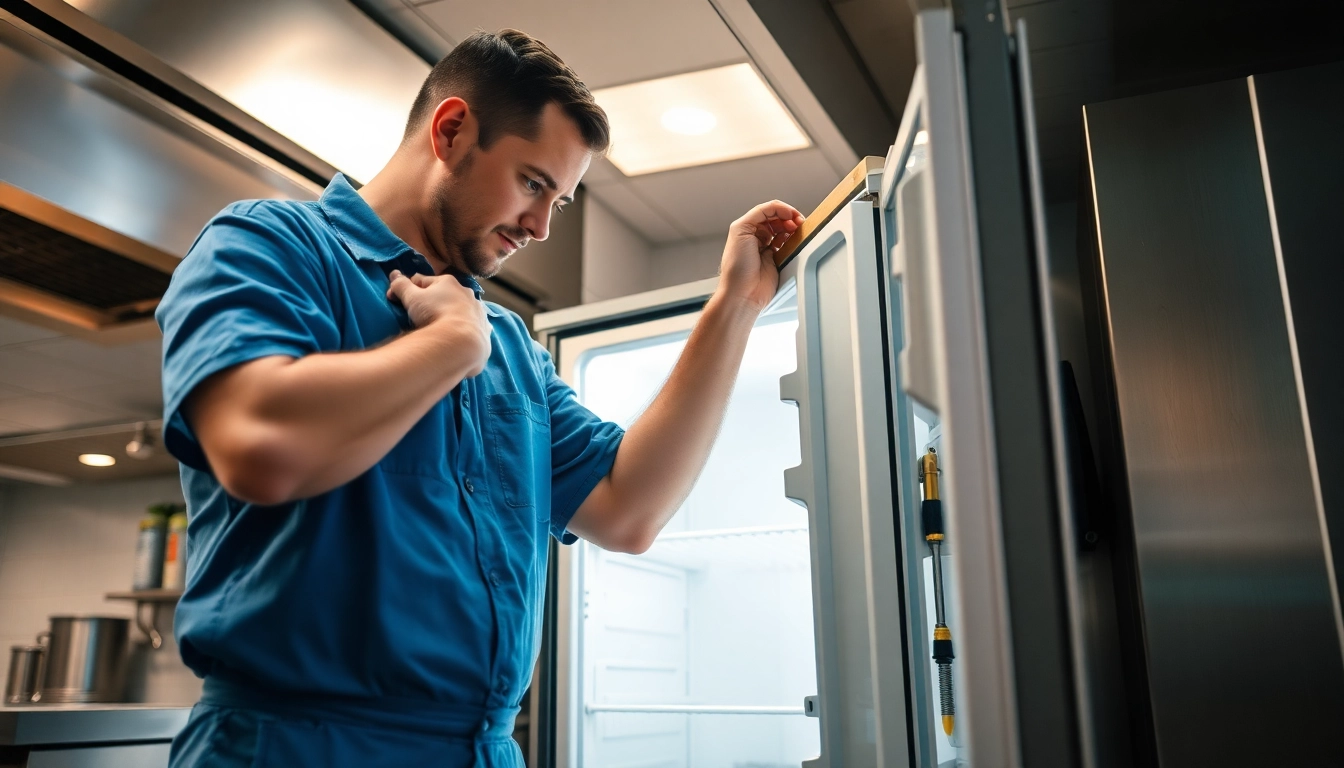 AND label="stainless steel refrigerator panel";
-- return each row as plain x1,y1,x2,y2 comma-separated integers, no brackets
1084,79,1344,765
1249,62,1344,629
